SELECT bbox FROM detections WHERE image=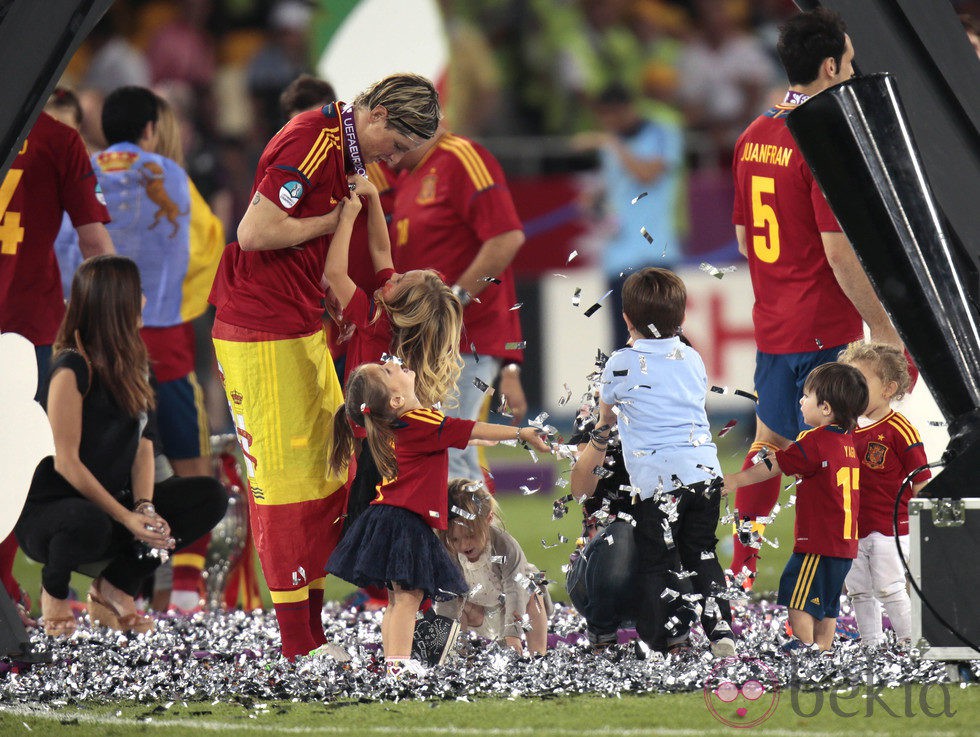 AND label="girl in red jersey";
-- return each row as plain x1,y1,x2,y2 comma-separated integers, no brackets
839,342,931,647
325,181,464,535
326,359,550,675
